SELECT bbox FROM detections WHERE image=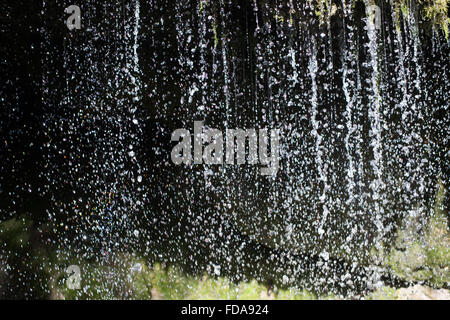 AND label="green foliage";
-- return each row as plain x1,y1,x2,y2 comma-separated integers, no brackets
384,182,449,288
420,0,449,38
0,216,53,298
